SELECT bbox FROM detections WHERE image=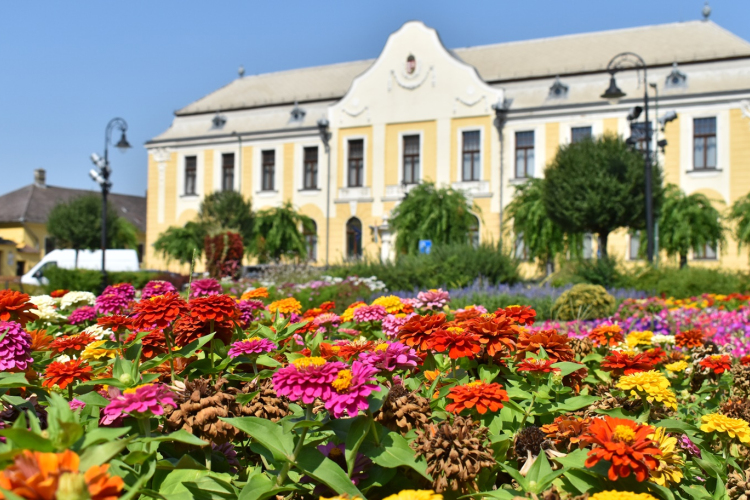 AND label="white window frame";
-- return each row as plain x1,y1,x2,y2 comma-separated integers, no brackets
456,126,484,182
214,148,240,192
397,130,424,185
177,150,204,198
345,135,367,188
255,144,282,196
